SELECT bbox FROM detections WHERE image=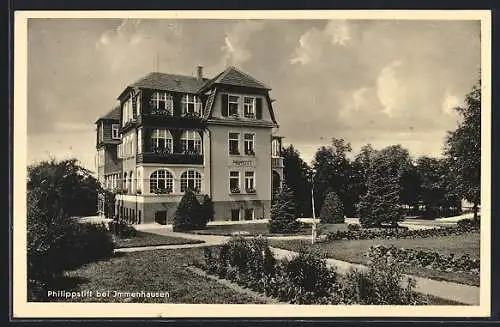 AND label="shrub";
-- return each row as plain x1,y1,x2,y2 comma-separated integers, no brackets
109,219,137,238
319,192,344,223
173,190,201,232
456,218,480,232
326,223,477,241
366,244,480,274
347,223,360,231
198,195,214,228
268,182,300,234
27,196,114,301
340,256,418,305
276,249,337,304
